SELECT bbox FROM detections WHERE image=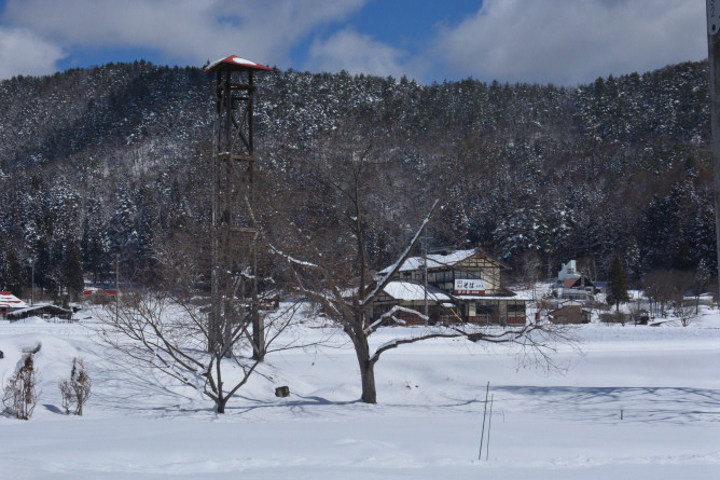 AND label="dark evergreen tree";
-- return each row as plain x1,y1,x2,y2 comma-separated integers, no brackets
63,240,85,300
607,254,630,311
0,241,24,295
